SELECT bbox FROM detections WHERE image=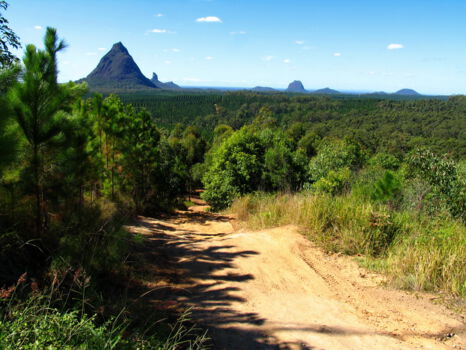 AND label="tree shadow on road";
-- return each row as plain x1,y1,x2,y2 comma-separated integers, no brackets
125,212,321,349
